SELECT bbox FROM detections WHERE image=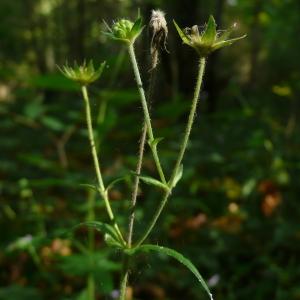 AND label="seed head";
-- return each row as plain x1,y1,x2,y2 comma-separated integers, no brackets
149,9,168,70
